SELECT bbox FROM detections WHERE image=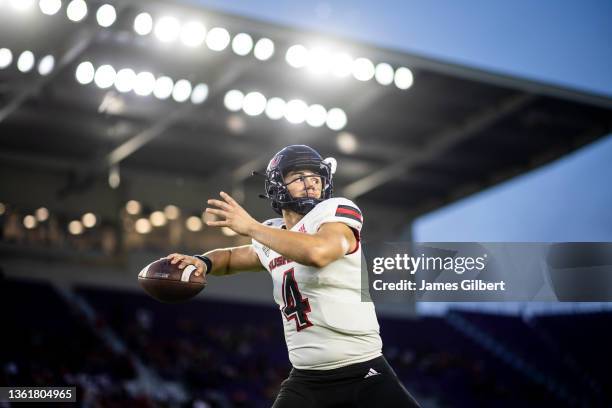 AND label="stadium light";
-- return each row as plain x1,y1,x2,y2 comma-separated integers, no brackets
150,211,167,227
337,131,358,154
94,64,116,89
75,61,94,84
82,212,97,228
96,4,116,27
134,12,153,36
68,220,84,235
180,21,206,47
307,48,331,75
0,48,13,69
37,55,55,76
114,68,136,93
285,99,308,124
66,0,87,22
134,71,155,96
242,91,267,116
172,79,192,102
326,108,347,131
374,62,394,86
10,0,35,12
35,207,49,222
135,218,152,234
306,104,327,127
17,51,35,73
330,52,353,78
286,44,308,68
224,90,244,112
265,97,286,120
232,33,253,56
254,38,274,61
394,67,414,89
164,205,180,220
155,16,181,43
153,76,174,100
23,215,37,229
206,27,230,51
186,216,203,232
352,57,375,81
190,83,209,104
39,0,62,16
126,200,141,215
